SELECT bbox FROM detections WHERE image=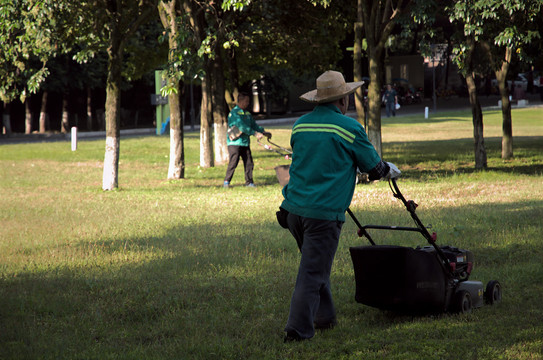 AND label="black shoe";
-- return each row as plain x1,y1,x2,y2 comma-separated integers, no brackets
284,331,304,343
